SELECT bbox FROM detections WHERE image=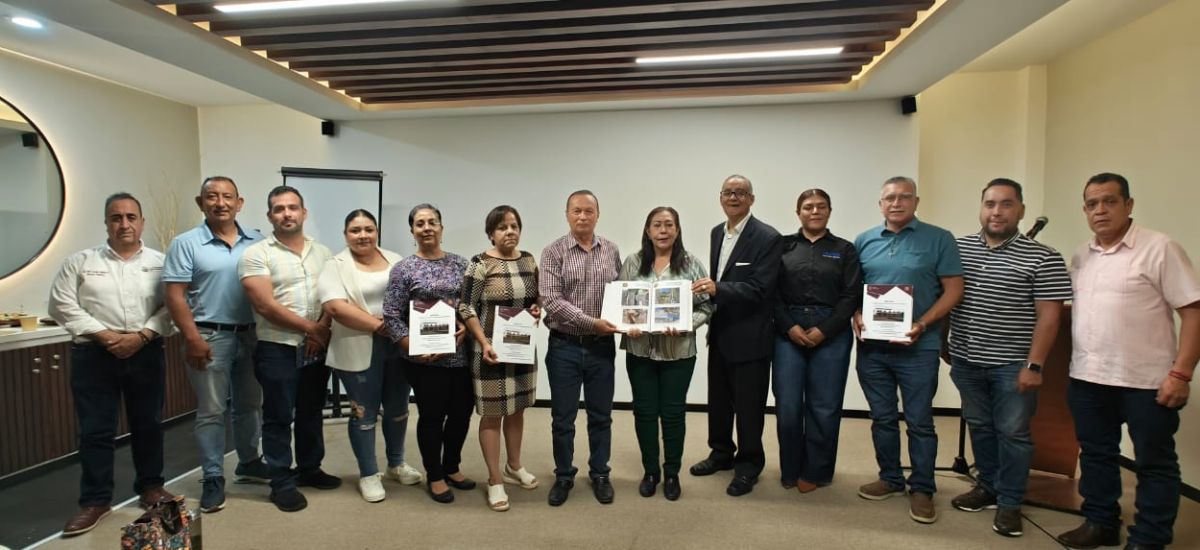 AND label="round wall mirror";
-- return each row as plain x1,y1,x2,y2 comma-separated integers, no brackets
0,95,65,280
